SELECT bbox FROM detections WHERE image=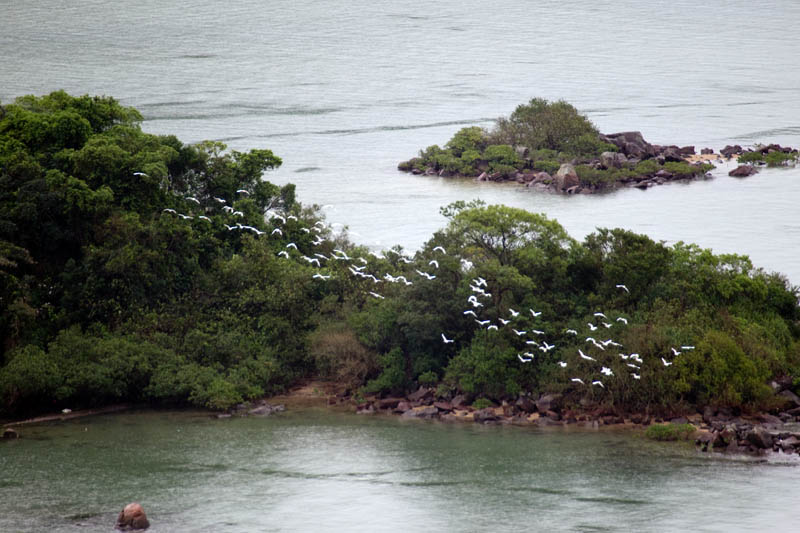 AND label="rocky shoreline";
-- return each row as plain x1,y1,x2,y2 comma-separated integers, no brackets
348,383,800,457
403,131,797,194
